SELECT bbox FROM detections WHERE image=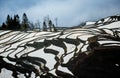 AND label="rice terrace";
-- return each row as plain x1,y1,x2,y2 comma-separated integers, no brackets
0,14,120,78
